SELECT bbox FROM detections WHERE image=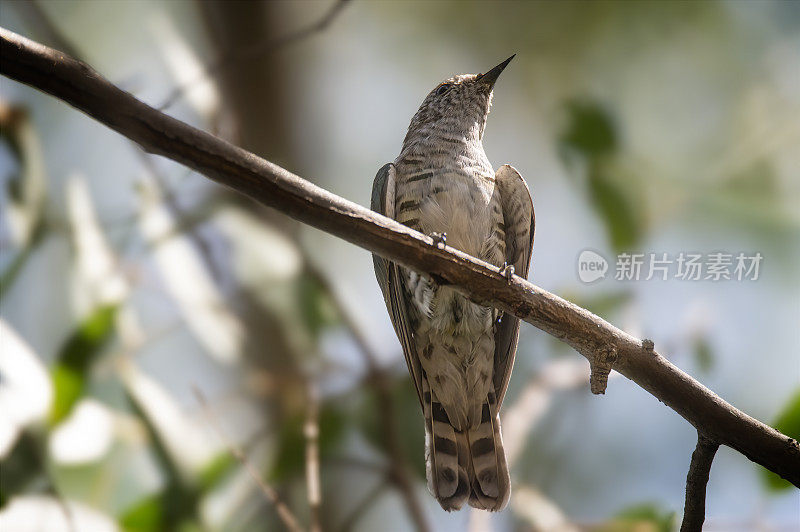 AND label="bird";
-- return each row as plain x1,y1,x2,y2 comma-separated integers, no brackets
371,55,534,512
